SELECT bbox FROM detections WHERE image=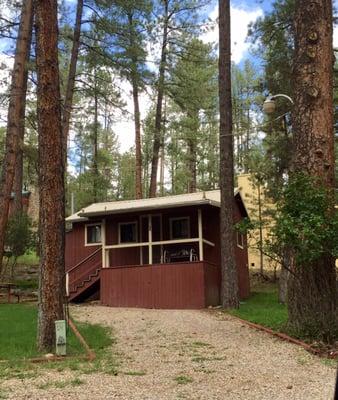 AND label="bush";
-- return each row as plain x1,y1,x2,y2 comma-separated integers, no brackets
5,212,36,259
